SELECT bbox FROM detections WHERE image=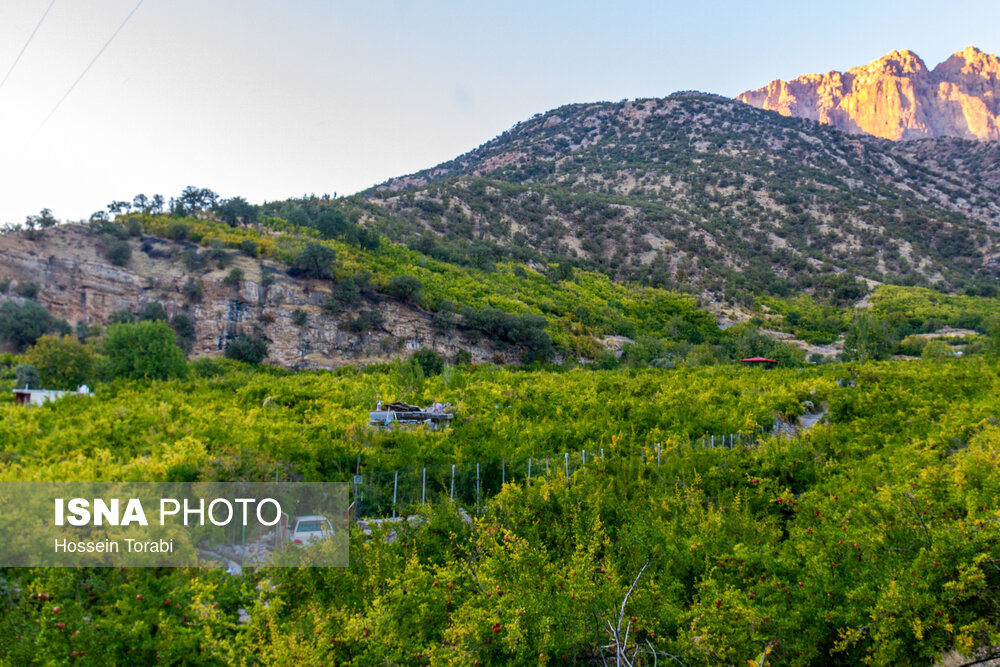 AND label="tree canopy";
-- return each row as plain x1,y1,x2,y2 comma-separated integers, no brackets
102,321,188,381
